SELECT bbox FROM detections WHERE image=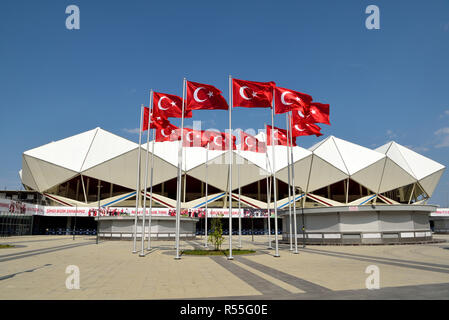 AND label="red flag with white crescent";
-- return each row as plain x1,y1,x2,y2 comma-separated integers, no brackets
232,78,275,108
152,92,192,119
155,122,180,142
186,81,229,111
290,115,323,137
266,125,296,146
240,131,266,153
176,128,210,147
205,131,236,150
274,87,313,115
142,107,150,131
307,102,330,125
